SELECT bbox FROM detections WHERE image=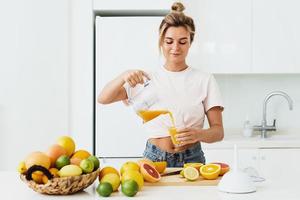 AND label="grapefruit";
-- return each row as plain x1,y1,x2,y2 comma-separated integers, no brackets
46,144,67,167
137,158,155,168
140,163,161,183
25,151,51,169
211,162,230,175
